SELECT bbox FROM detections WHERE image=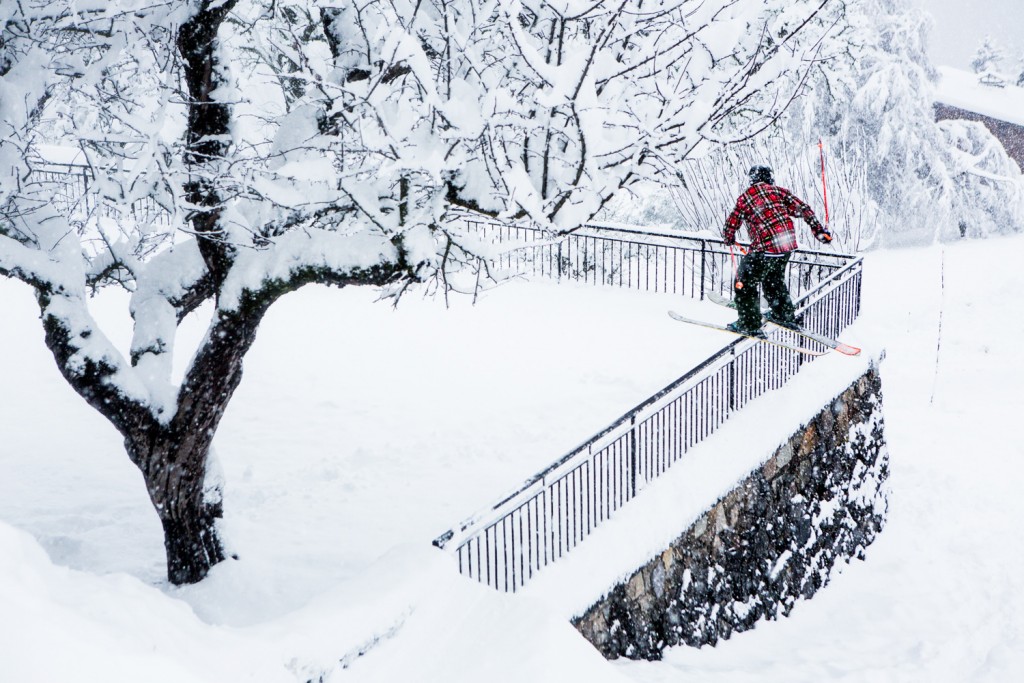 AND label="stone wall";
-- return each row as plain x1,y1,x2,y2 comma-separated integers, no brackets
573,365,889,660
